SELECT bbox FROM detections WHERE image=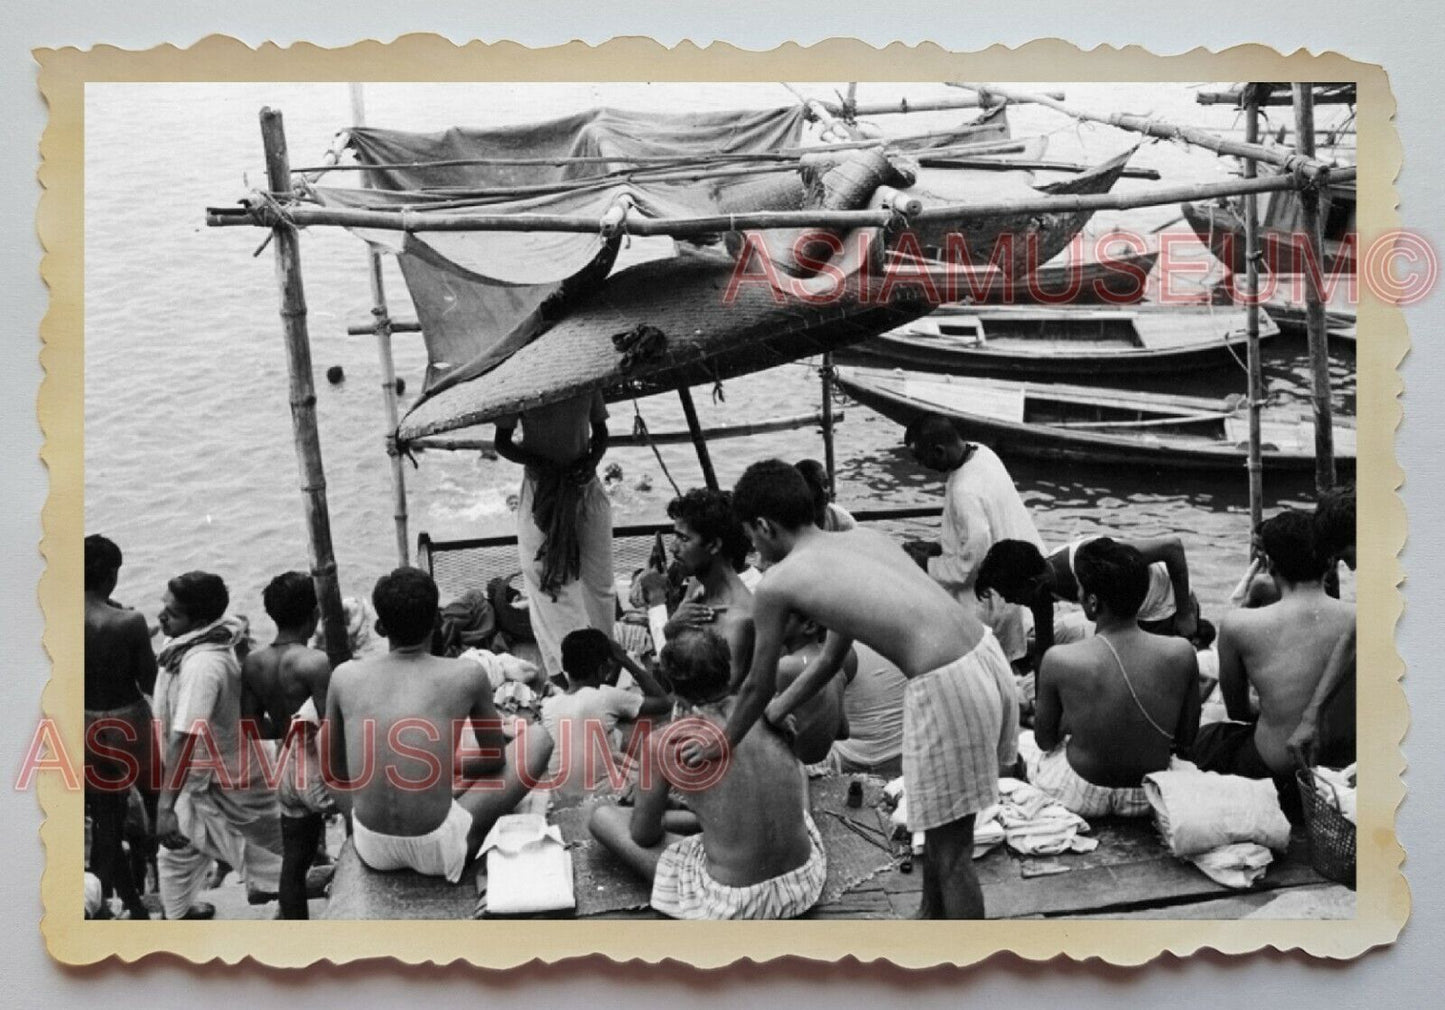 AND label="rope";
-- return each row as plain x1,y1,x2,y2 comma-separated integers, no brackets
631,399,683,498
